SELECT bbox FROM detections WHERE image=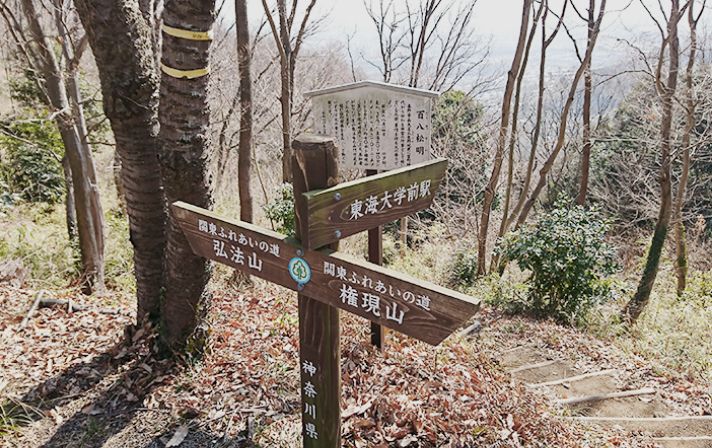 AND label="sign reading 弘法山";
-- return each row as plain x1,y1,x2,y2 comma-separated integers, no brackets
305,81,440,171
172,201,479,346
